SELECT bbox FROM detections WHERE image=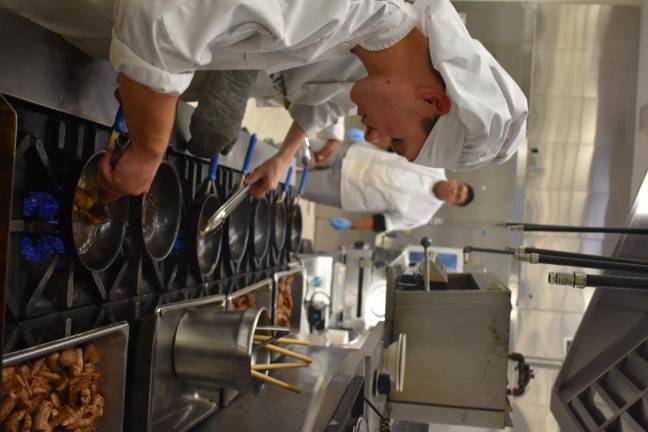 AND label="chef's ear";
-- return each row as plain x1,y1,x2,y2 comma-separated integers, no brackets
416,88,451,116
